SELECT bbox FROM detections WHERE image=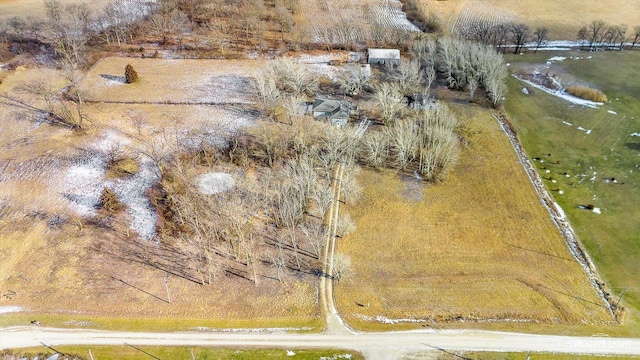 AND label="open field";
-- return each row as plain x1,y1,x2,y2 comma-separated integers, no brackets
333,103,613,331
0,58,319,330
80,57,264,104
9,345,362,360
0,0,126,20
504,51,640,331
419,0,640,39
